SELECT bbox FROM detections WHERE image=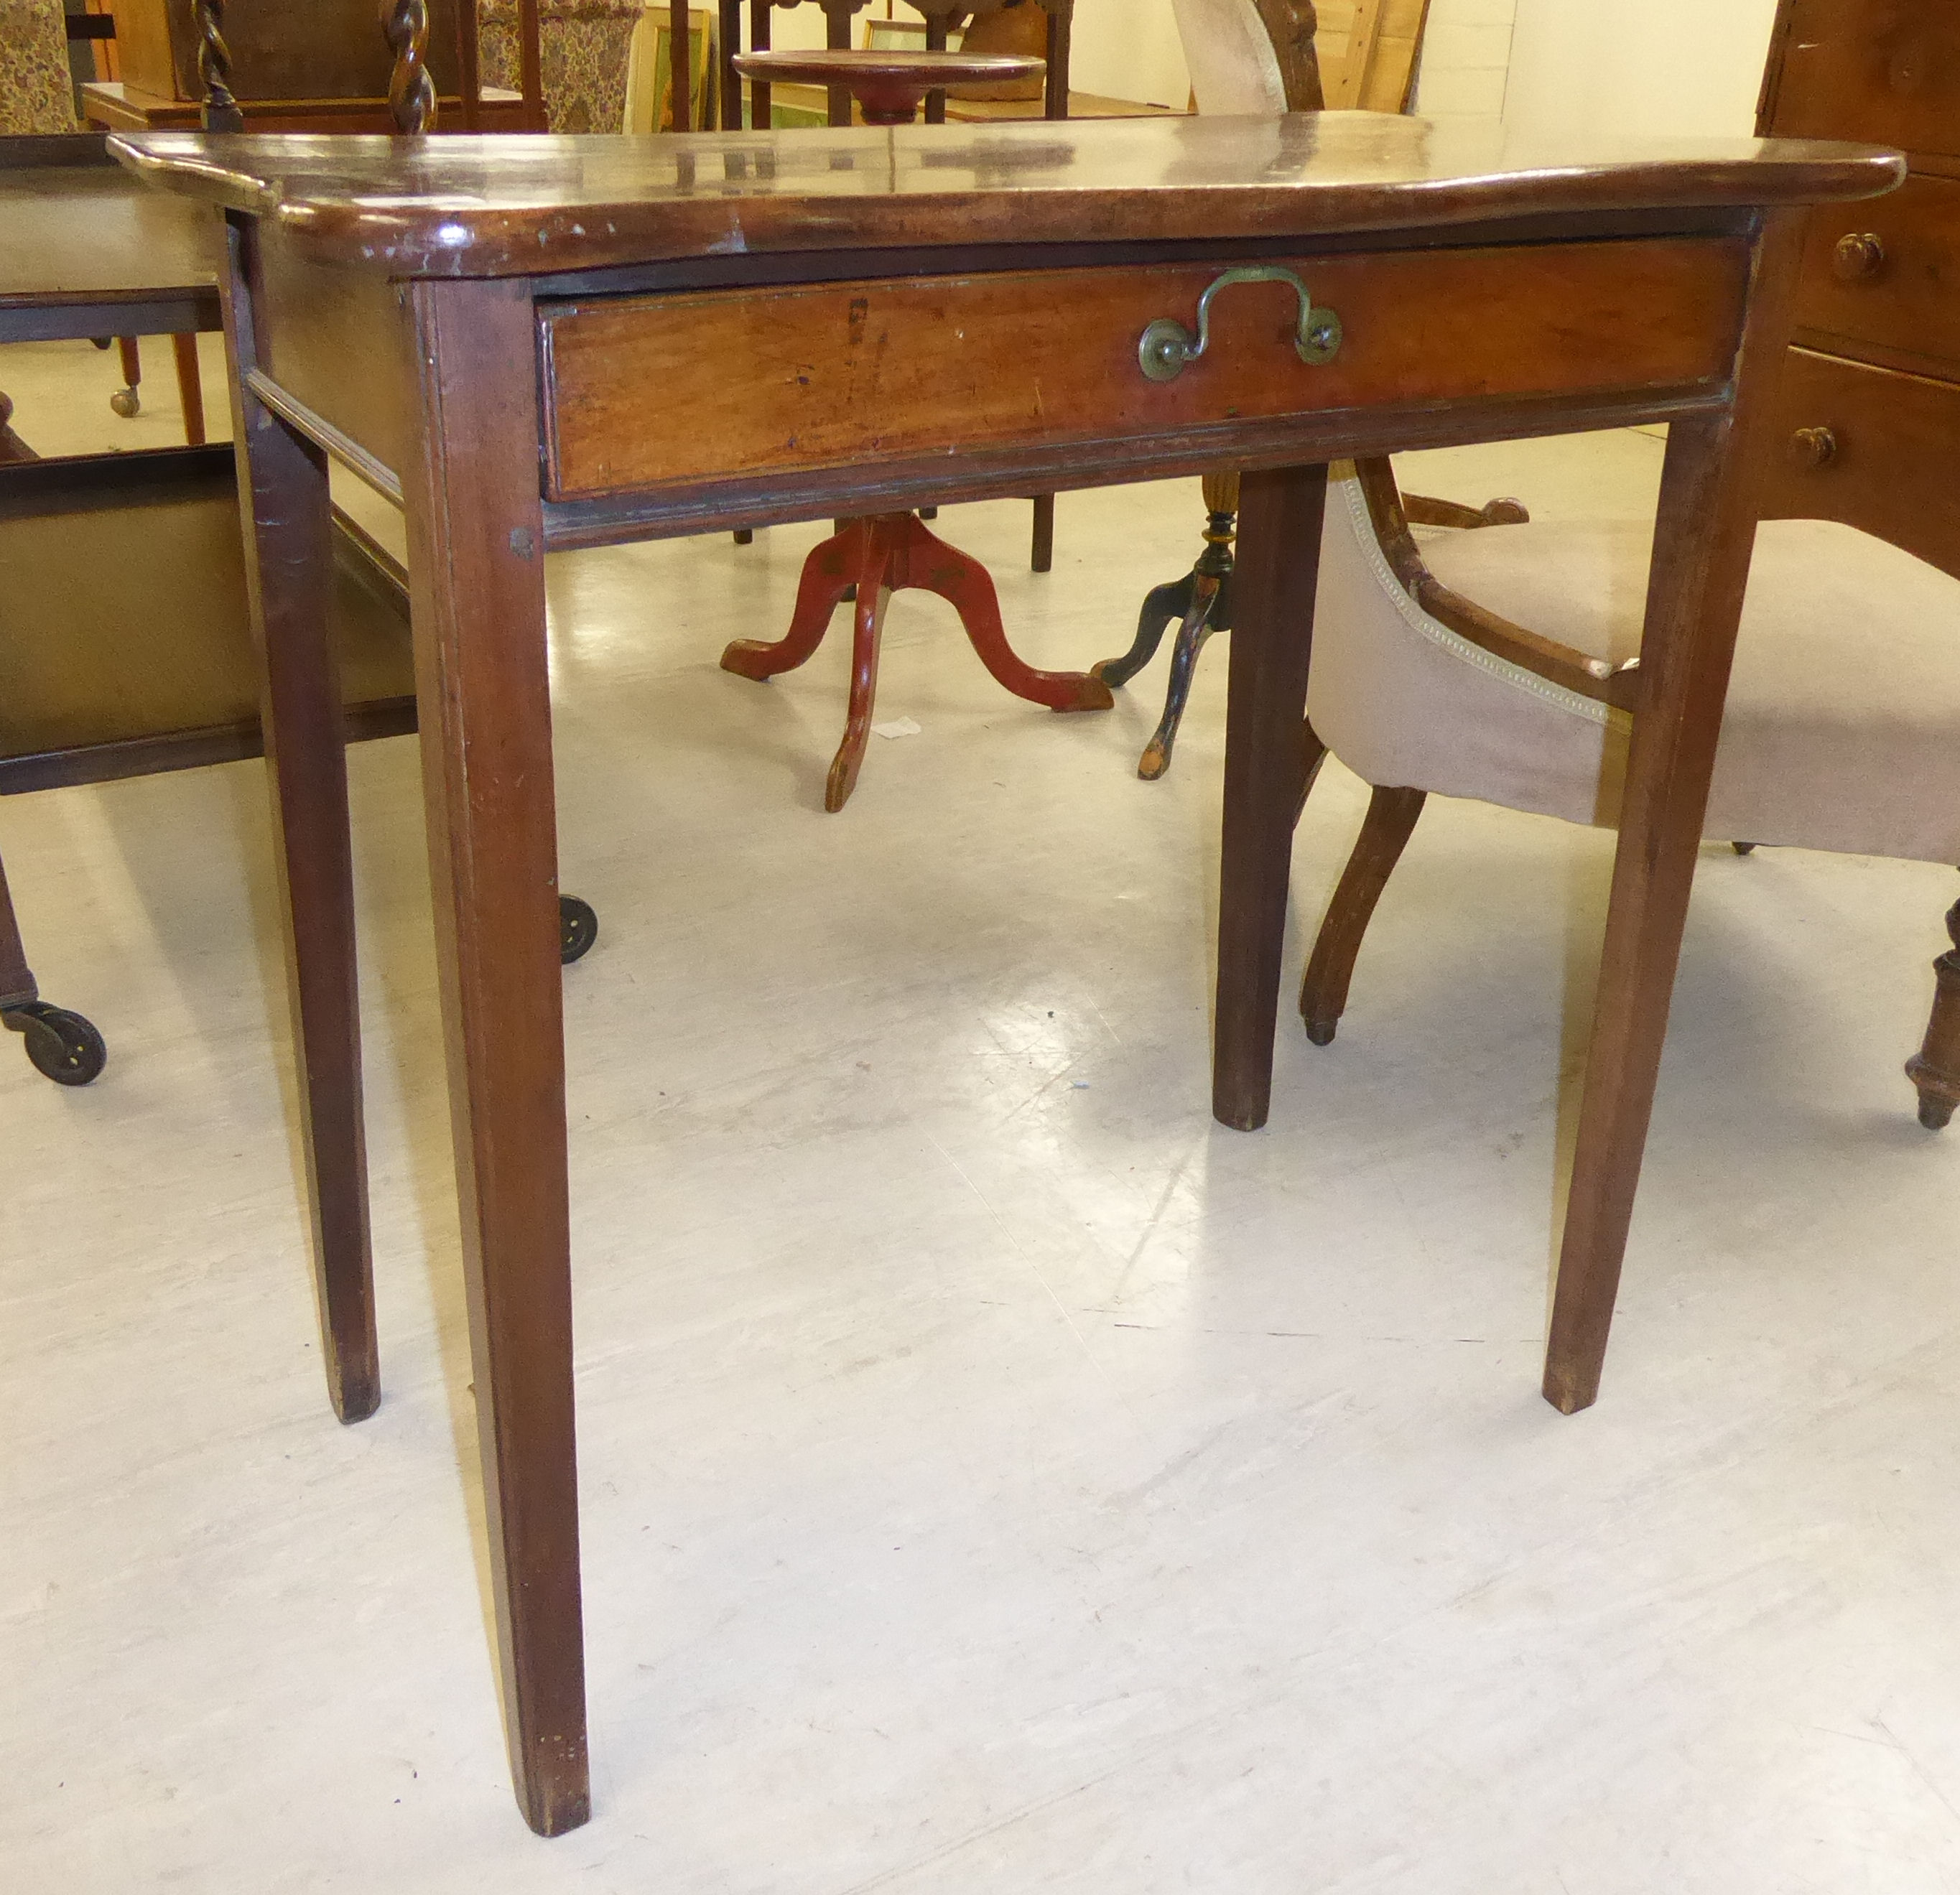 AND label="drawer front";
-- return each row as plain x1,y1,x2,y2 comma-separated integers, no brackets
1758,345,1960,580
1762,0,1960,156
539,238,1745,503
1793,170,1960,373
